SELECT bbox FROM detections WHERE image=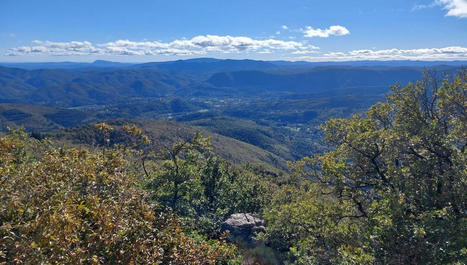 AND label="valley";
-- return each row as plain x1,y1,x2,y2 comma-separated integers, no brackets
0,59,462,167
